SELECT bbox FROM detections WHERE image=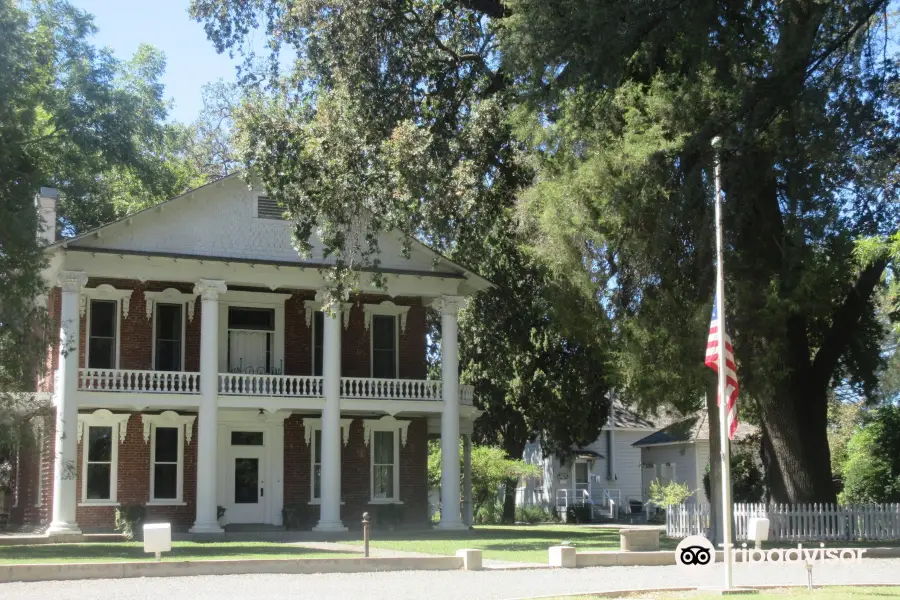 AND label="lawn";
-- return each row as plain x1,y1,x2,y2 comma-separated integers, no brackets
0,542,357,564
545,587,900,599
367,524,676,564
